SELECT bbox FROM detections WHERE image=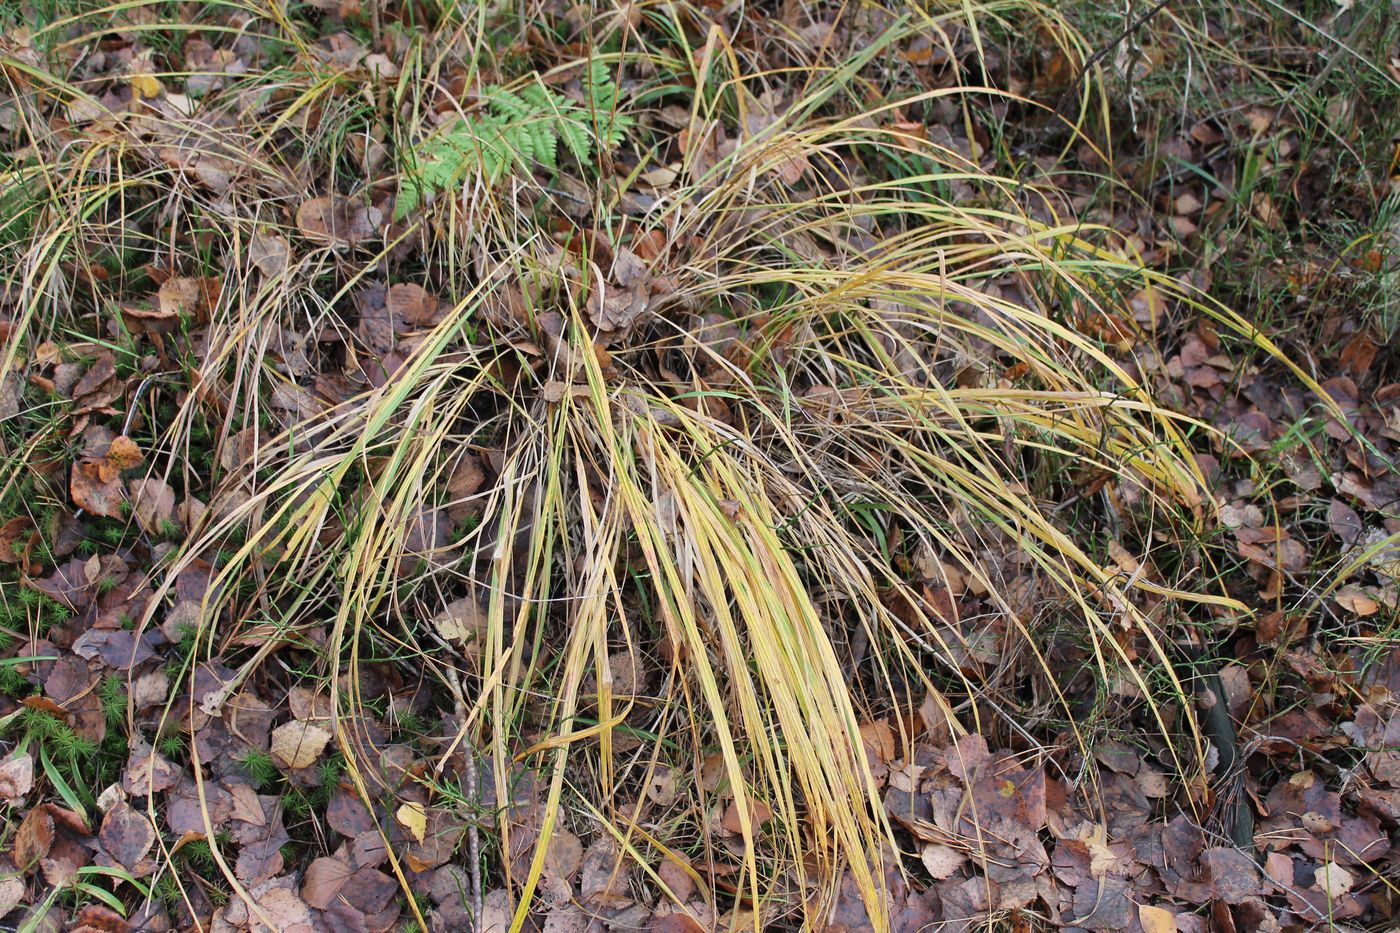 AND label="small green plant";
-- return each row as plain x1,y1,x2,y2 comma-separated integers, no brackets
236,748,280,790
99,675,126,726
396,62,632,219
158,730,187,759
